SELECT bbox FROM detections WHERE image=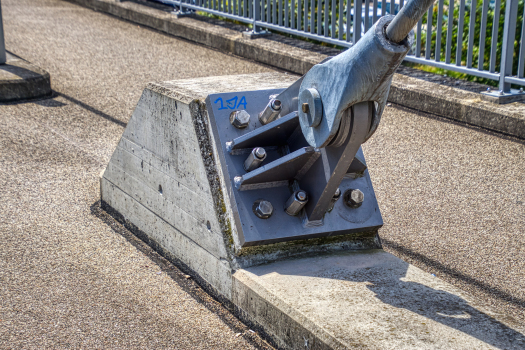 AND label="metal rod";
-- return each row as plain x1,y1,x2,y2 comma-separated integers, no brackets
386,0,436,43
445,0,453,63
499,0,519,92
364,0,370,31
310,0,315,33
435,0,443,61
354,0,362,42
455,0,465,66
373,0,378,24
518,1,525,78
317,0,322,35
0,0,5,65
425,4,432,59
466,0,476,68
285,0,289,27
346,0,351,41
478,0,489,70
331,0,336,37
338,0,343,39
304,0,308,31
416,17,422,57
324,0,329,36
290,0,294,28
489,0,501,72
